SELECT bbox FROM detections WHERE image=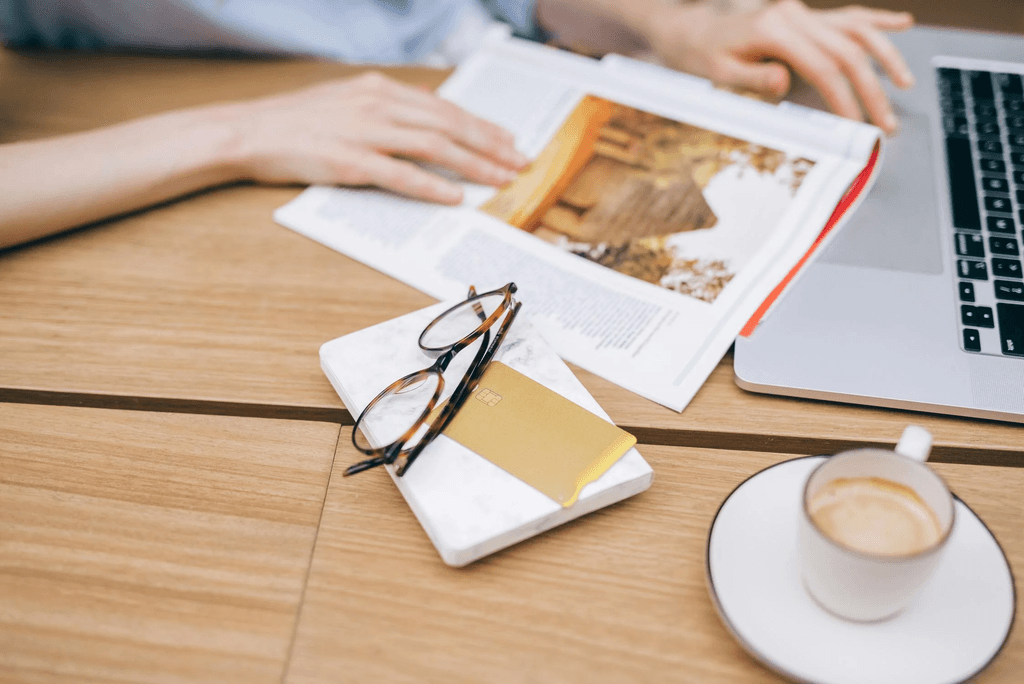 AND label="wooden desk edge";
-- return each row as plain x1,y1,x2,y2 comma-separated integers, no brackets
3,387,1022,467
